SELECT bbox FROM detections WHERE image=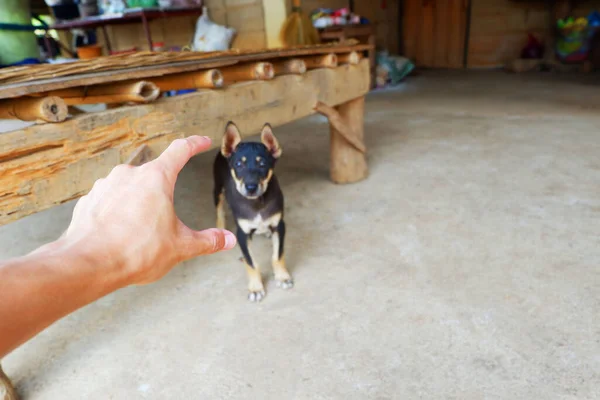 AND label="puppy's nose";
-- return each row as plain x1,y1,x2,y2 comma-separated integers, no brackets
245,183,258,194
